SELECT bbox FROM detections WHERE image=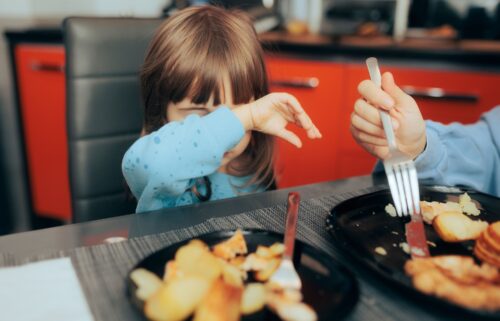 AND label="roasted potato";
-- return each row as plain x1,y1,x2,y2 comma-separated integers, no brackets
130,268,163,301
193,278,243,321
145,275,212,321
240,283,266,315
175,241,222,280
212,229,248,260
